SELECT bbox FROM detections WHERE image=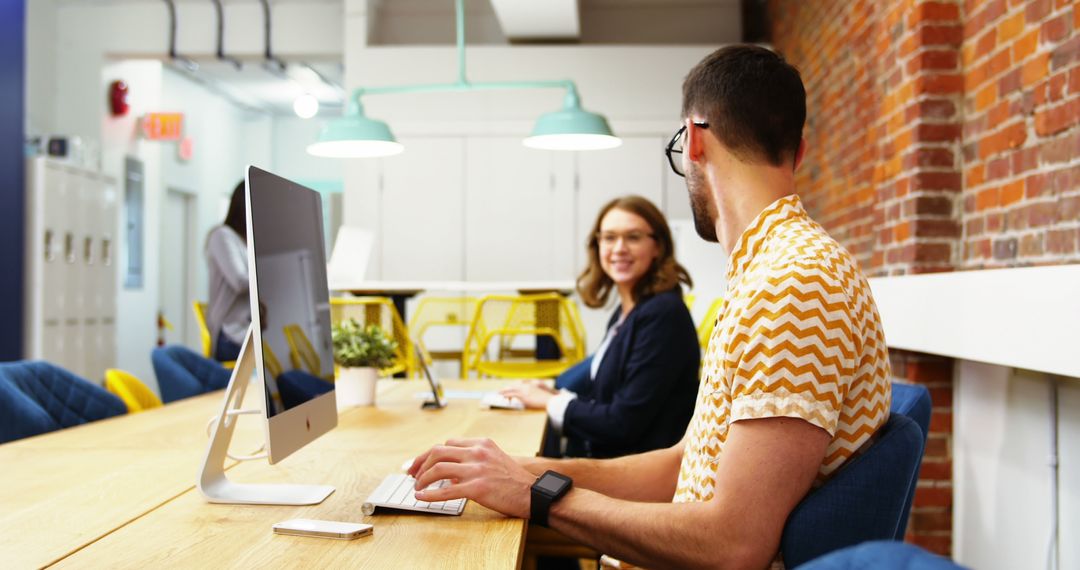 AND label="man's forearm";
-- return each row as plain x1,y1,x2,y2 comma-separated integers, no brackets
547,488,758,569
519,445,682,503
